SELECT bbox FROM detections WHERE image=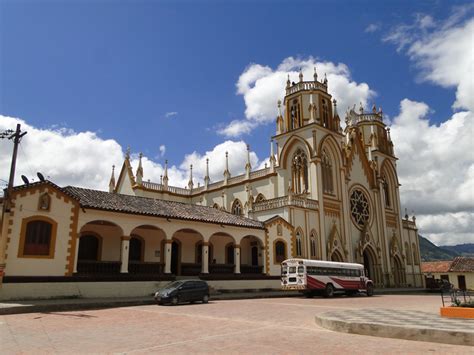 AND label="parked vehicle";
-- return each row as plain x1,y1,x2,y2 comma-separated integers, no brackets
154,280,210,305
281,258,374,297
